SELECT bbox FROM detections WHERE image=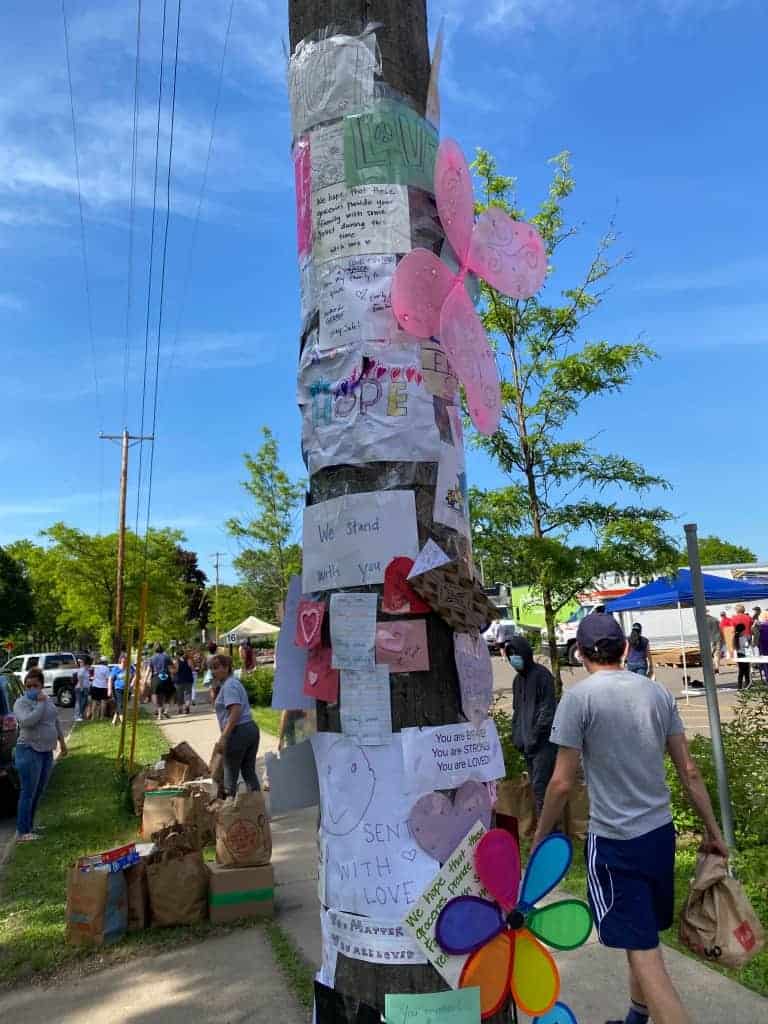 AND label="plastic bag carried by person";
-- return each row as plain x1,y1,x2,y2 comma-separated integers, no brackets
679,853,765,969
